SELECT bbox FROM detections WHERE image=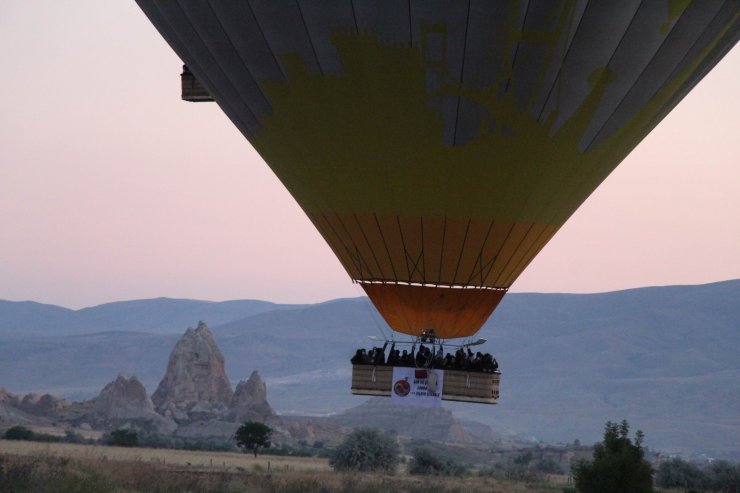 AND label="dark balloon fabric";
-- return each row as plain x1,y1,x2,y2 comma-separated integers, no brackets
137,0,739,337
